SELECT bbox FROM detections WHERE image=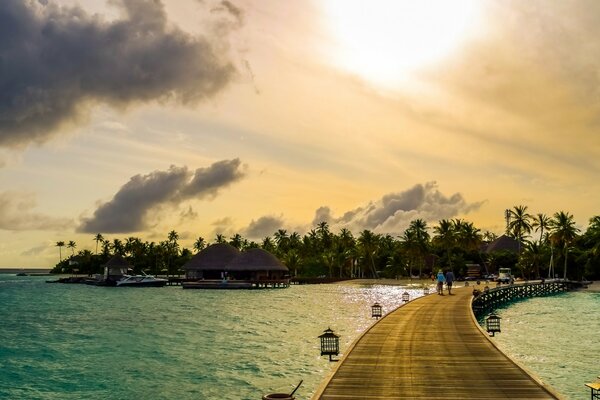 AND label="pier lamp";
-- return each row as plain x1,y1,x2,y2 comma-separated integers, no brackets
402,292,410,302
485,313,501,337
319,328,340,362
371,303,383,319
